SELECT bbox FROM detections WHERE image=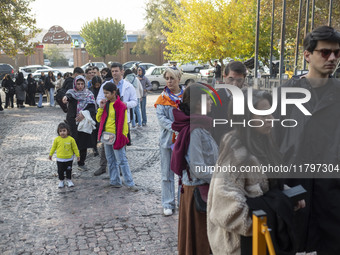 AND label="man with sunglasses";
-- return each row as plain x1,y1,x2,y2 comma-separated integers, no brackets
275,26,340,254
